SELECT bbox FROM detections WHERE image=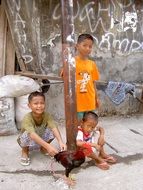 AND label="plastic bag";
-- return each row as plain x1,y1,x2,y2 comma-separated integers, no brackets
0,98,17,135
0,75,40,98
15,94,31,130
